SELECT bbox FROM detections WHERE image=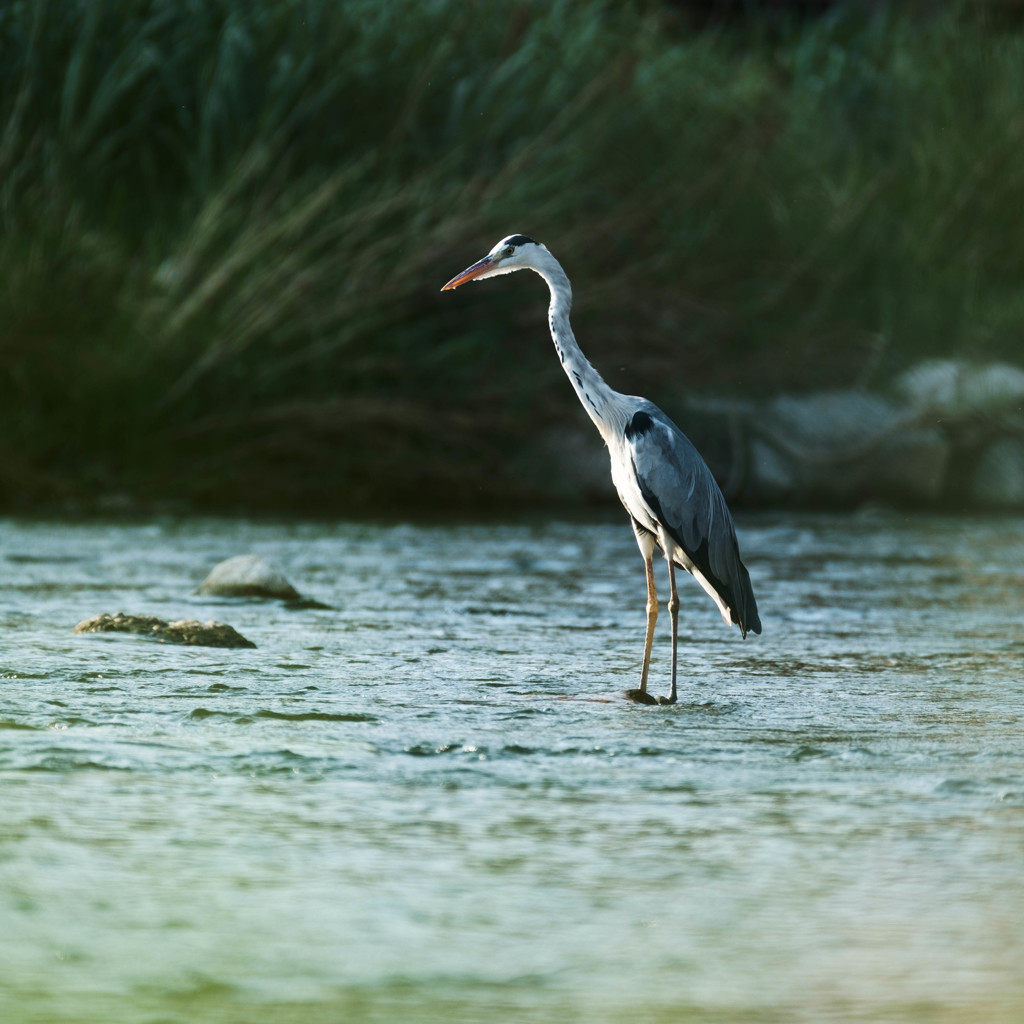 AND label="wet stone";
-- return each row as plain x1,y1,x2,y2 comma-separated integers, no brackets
194,554,301,600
